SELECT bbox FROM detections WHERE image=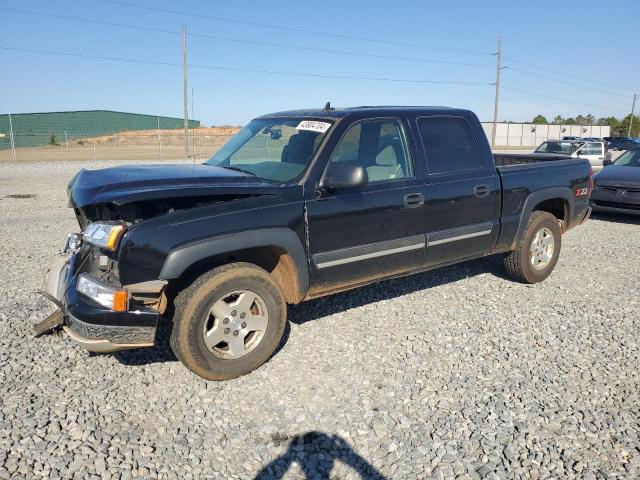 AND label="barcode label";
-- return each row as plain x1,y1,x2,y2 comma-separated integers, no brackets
296,121,332,133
